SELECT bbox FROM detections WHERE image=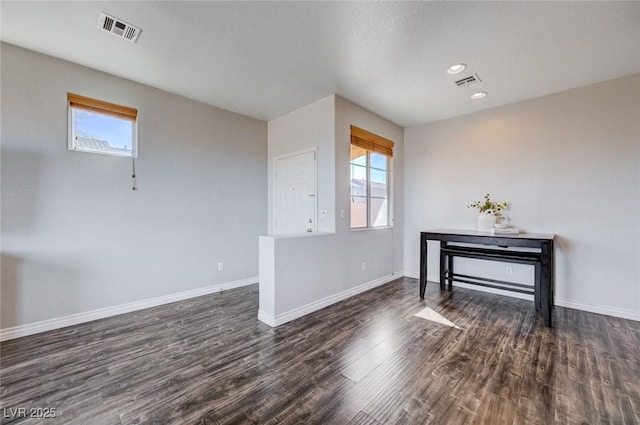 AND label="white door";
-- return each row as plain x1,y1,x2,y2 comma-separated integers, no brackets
275,150,317,234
